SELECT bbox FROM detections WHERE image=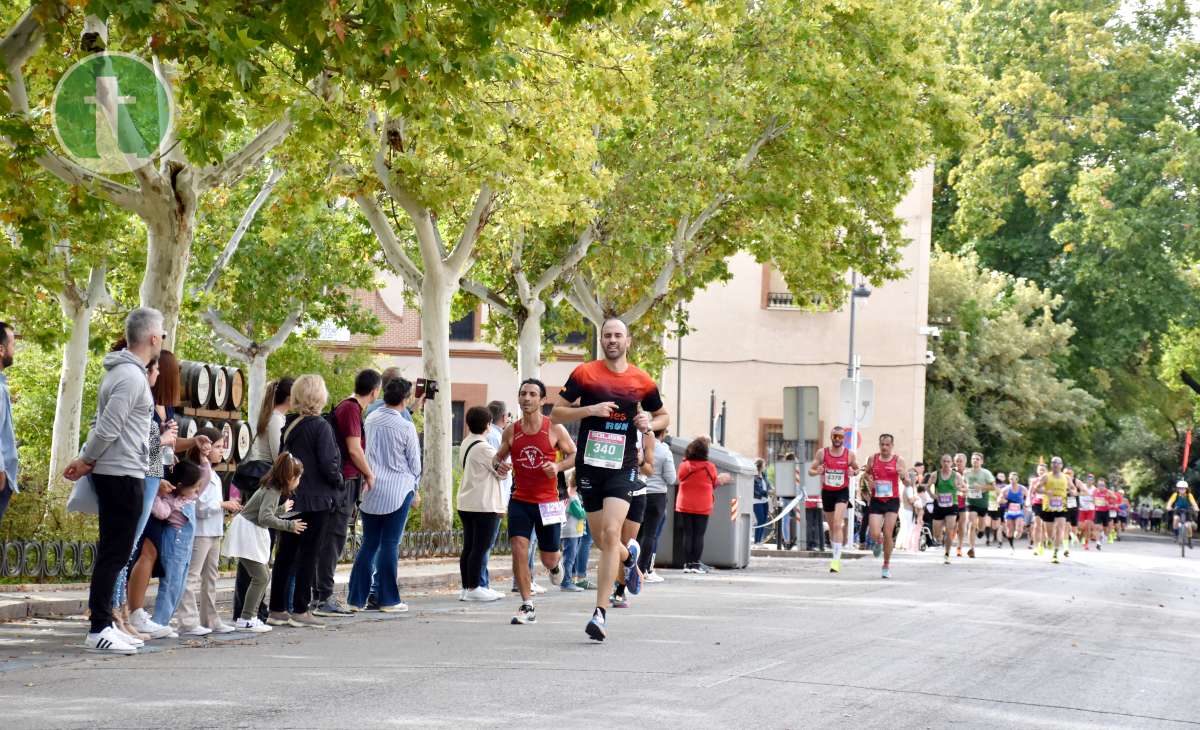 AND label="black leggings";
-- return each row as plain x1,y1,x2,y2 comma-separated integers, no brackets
637,493,668,573
459,511,501,590
679,511,709,566
269,508,330,613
